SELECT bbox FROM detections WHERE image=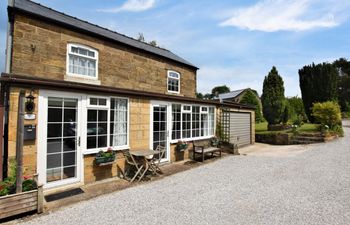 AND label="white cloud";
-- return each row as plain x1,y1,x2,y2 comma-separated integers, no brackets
219,0,346,32
99,0,156,13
